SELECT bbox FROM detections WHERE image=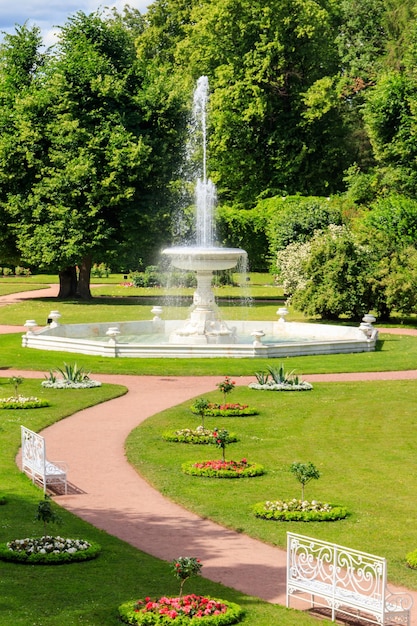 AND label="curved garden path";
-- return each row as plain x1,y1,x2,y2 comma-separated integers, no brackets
2,285,417,620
